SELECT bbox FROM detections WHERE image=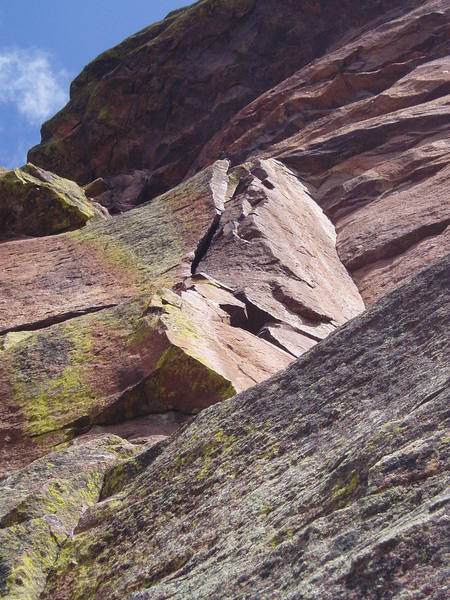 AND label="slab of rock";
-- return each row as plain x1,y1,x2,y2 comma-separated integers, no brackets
0,155,365,475
193,0,450,304
27,0,422,212
0,435,140,600
354,224,450,305
0,160,229,334
26,253,449,600
0,286,292,476
0,164,106,240
194,158,364,355
77,411,191,446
